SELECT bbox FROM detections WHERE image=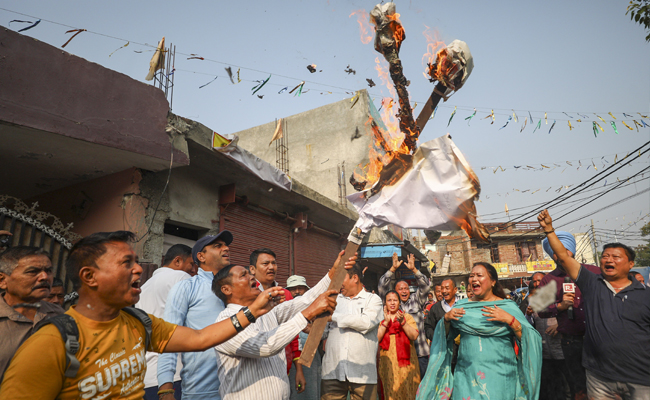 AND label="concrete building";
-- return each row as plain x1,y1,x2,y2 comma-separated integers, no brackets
233,91,376,208
0,27,357,290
